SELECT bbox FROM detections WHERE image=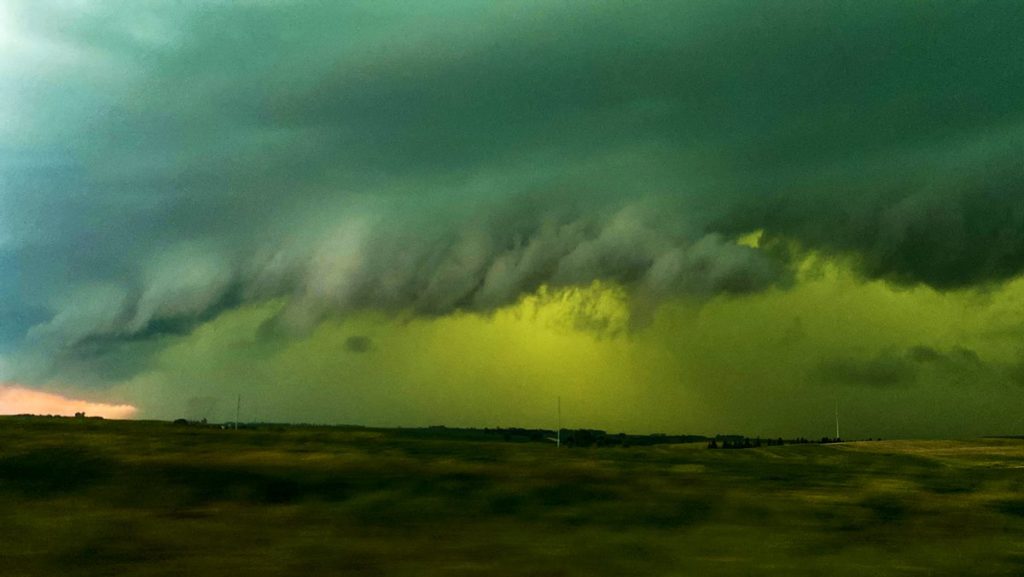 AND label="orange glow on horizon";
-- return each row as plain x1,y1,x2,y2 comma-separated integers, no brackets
0,384,137,419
